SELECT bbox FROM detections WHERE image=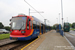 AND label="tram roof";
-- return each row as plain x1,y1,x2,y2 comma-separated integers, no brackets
32,16,44,24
